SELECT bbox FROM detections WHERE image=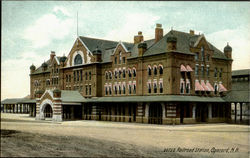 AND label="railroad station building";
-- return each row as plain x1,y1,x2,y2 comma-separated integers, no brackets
2,24,240,124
